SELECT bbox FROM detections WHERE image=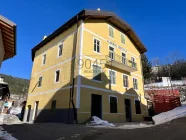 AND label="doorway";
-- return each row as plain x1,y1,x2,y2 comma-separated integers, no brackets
27,105,31,122
125,99,132,122
91,94,102,119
